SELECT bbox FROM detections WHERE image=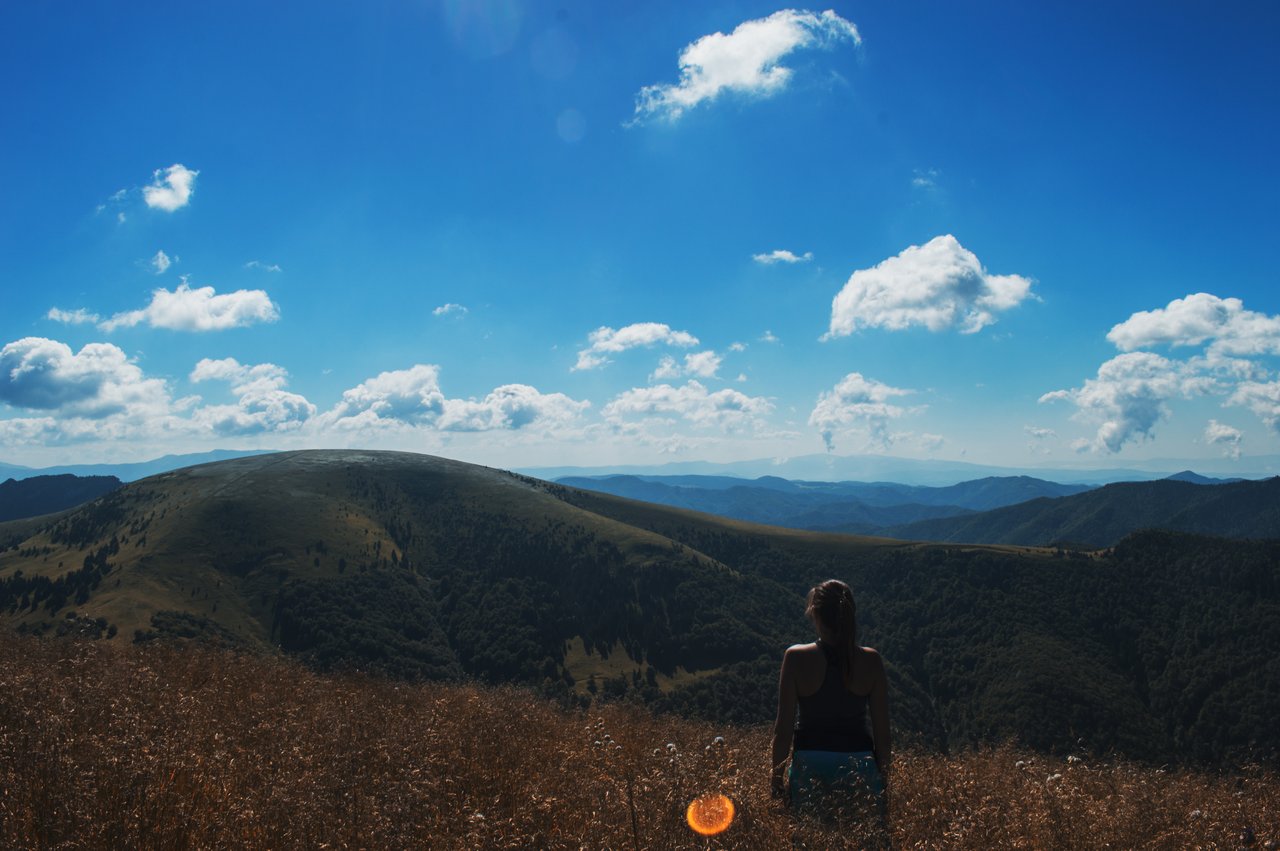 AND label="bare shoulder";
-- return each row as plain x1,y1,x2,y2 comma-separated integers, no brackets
783,642,820,661
858,646,886,672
